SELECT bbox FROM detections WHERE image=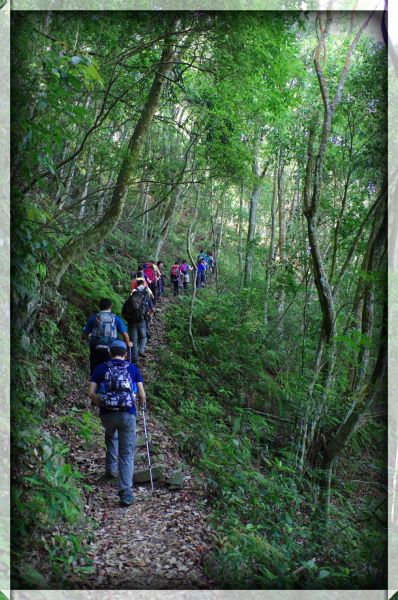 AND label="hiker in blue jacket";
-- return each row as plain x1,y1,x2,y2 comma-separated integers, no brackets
196,258,206,288
83,298,132,374
88,339,146,507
